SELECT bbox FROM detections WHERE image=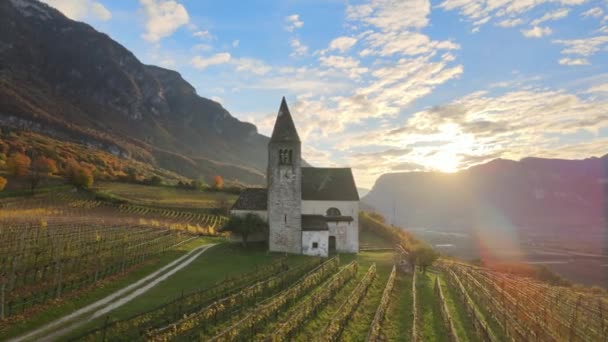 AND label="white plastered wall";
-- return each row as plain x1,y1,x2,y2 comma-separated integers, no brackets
301,200,359,253
302,230,329,257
